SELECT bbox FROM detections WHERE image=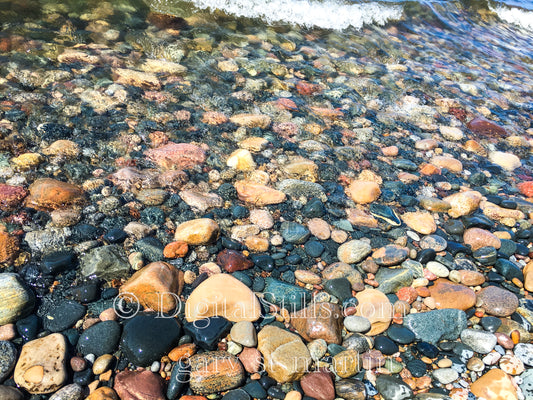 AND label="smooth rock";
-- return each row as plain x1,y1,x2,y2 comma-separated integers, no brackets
174,219,219,245
460,329,497,354
14,333,67,394
403,309,467,344
300,371,335,400
355,289,392,336
470,369,518,400
401,212,436,235
372,245,409,266
0,386,24,400
334,379,366,400
514,343,533,366
0,231,19,264
263,277,311,311
114,369,165,400
189,351,244,394
217,250,253,273
337,240,372,264
24,178,85,211
332,350,361,378
145,142,206,170
184,317,231,350
77,321,121,357
322,262,364,290
234,181,286,206
79,245,130,280
0,273,35,326
375,268,413,294
463,228,501,251
375,375,413,400
476,285,519,317
346,181,381,204
0,341,17,383
48,383,83,400
428,279,476,311
257,325,311,383
43,300,86,332
344,316,371,333
443,191,482,218
230,321,257,347
291,302,343,344
185,274,261,322
432,368,458,385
